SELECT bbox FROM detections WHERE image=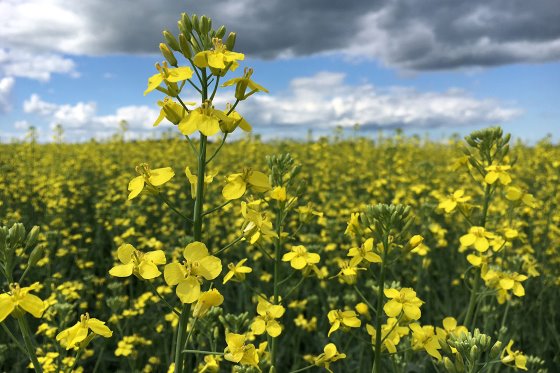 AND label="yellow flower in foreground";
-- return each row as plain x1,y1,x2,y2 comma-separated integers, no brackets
268,186,287,201
366,318,409,353
484,164,512,185
501,340,528,371
240,201,277,244
311,343,346,373
178,102,231,137
193,38,244,71
223,333,259,367
56,313,112,350
128,163,174,200
0,283,45,322
144,62,193,96
185,166,219,199
222,67,269,101
192,289,224,318
441,317,468,337
438,190,471,213
383,288,423,320
251,297,285,337
163,242,222,303
348,238,381,266
327,309,361,337
409,323,443,360
460,226,496,252
282,245,320,270
222,169,271,200
223,258,252,284
109,243,166,279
